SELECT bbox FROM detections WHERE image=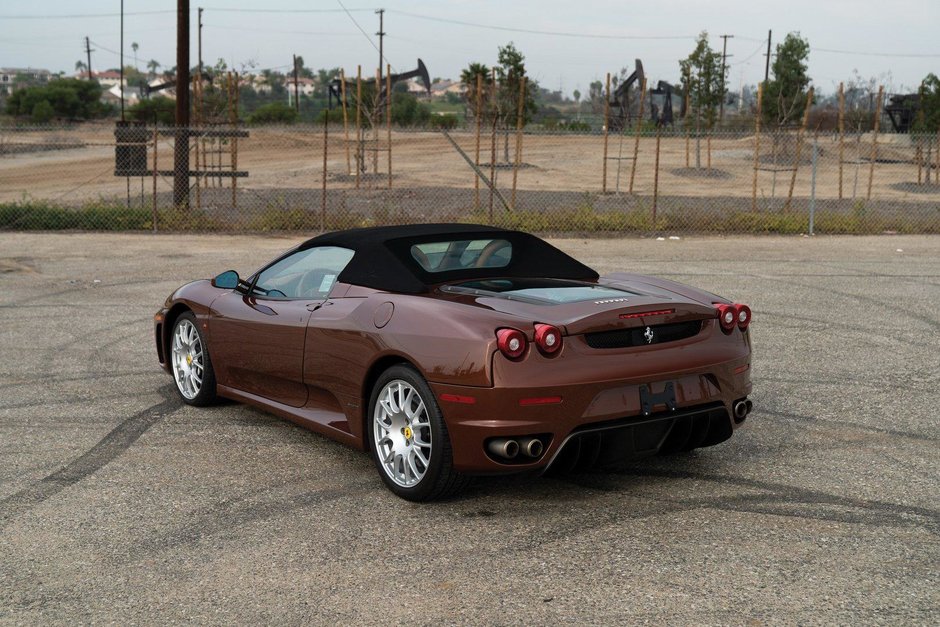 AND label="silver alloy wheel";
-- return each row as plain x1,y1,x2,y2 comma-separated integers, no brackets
171,319,204,400
373,379,432,488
